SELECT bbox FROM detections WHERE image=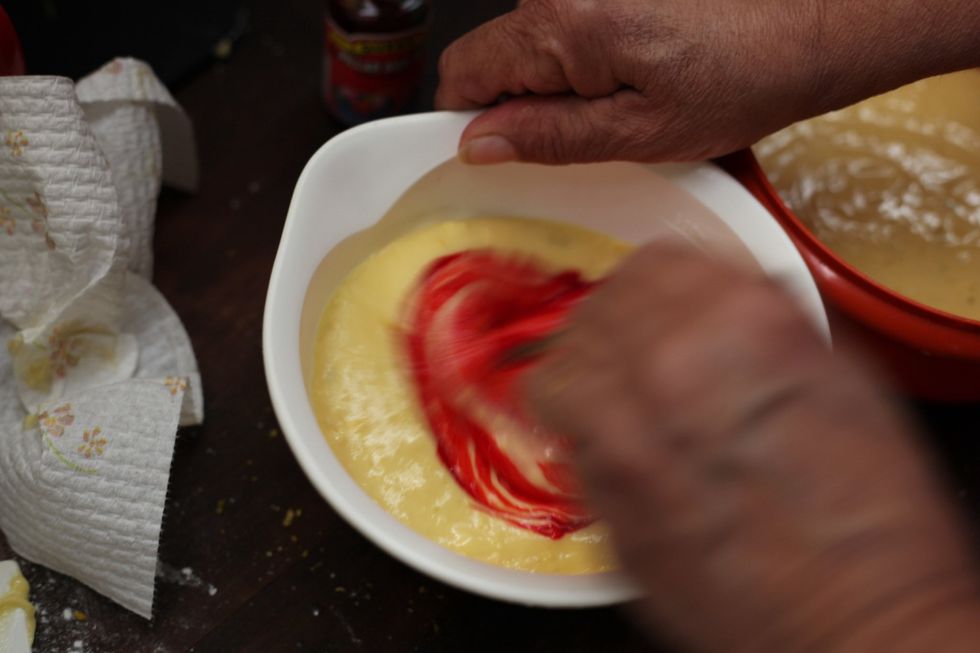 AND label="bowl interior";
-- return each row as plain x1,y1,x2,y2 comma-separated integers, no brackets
264,112,828,607
727,150,980,358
